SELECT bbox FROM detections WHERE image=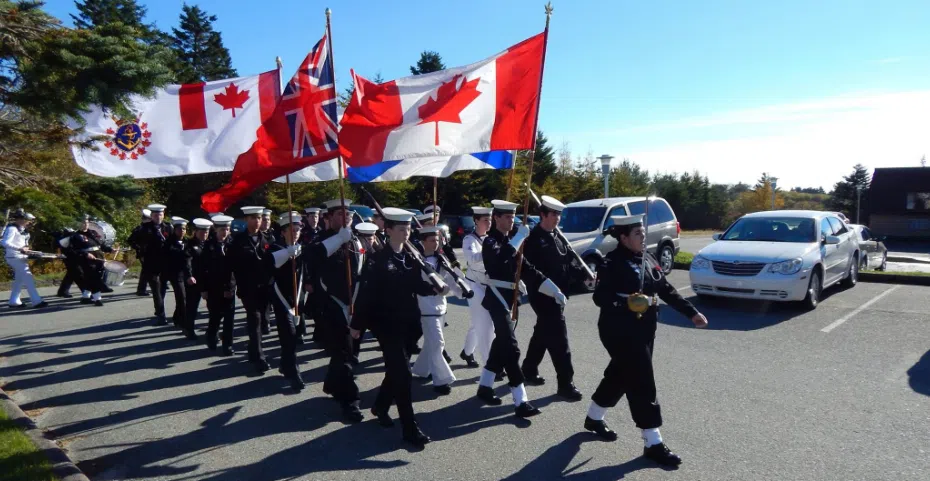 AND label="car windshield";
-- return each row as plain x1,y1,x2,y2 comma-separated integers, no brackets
349,205,374,219
722,217,817,243
558,206,606,233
